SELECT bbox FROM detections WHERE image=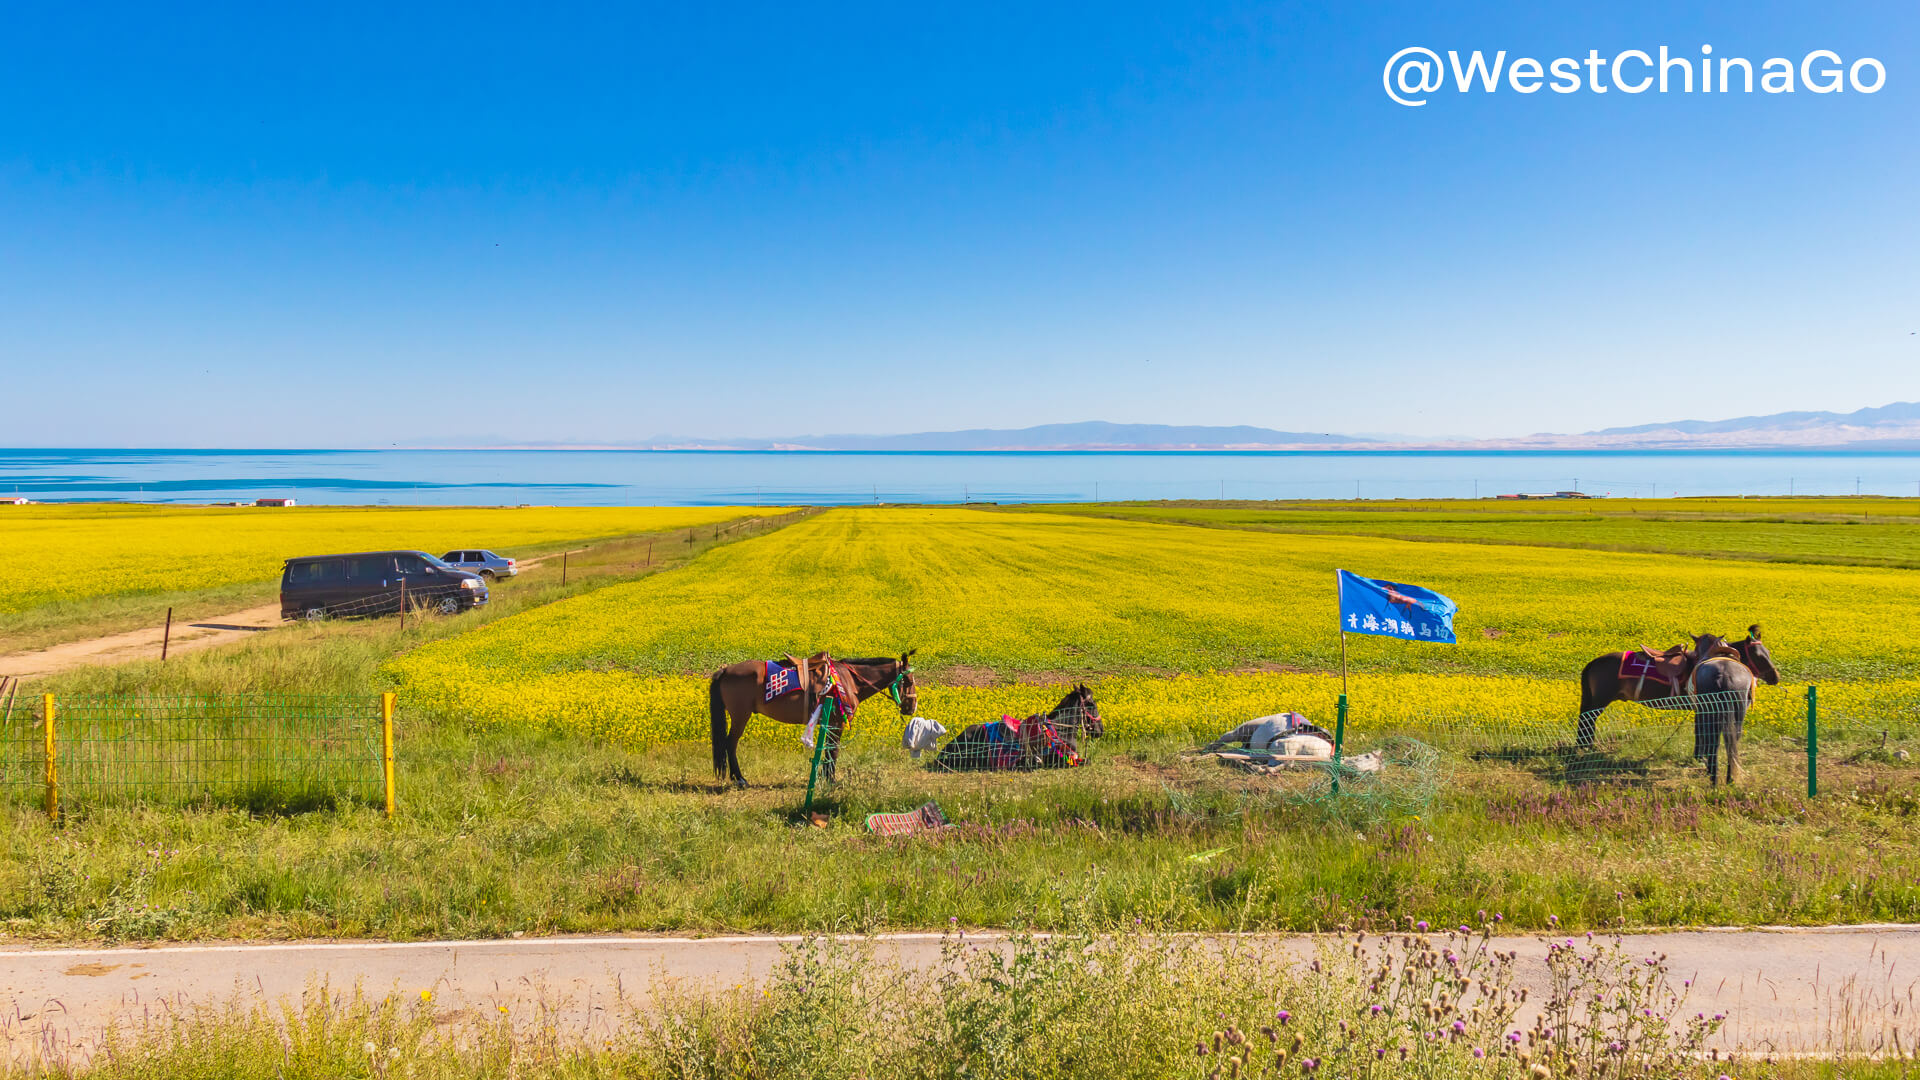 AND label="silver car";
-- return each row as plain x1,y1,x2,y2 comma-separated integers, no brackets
440,549,518,579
